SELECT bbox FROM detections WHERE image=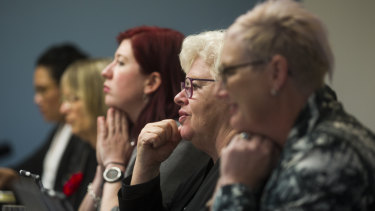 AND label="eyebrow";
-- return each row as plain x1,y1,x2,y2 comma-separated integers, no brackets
115,54,129,61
